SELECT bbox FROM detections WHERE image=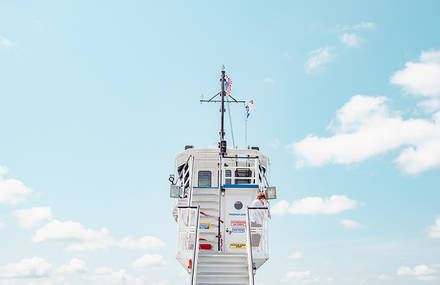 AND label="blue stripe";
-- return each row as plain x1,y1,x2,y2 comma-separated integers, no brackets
221,184,259,189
